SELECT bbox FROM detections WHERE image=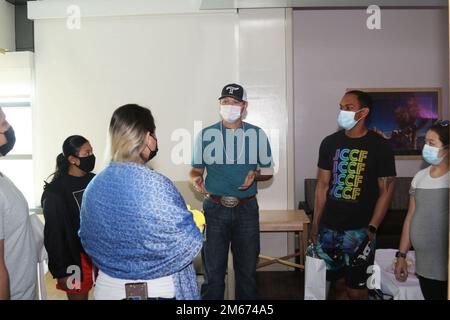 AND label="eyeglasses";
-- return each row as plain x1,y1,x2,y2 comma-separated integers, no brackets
434,120,449,127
